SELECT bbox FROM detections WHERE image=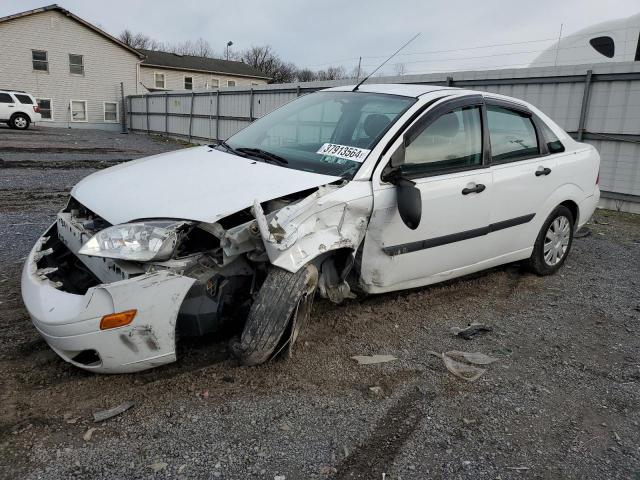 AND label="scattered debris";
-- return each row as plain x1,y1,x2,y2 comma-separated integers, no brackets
368,386,384,396
279,422,292,432
320,465,337,475
575,227,591,238
93,400,135,422
177,464,187,474
451,322,493,340
147,462,168,473
614,431,621,444
274,475,286,480
222,374,235,383
493,348,513,356
428,351,498,382
63,413,80,424
351,354,397,365
83,427,97,442
507,466,530,471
